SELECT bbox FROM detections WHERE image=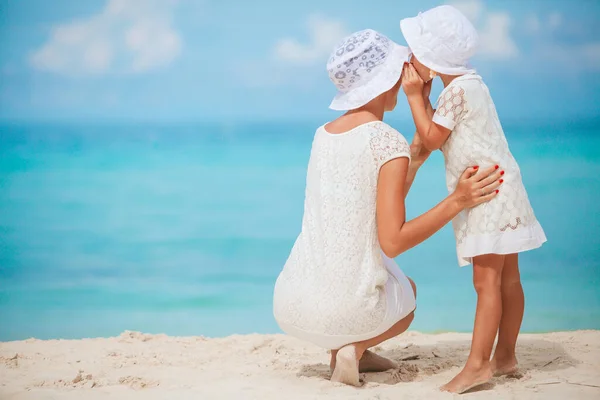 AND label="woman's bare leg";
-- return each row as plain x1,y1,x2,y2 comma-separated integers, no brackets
330,278,416,385
442,254,504,394
491,253,523,375
330,278,417,373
